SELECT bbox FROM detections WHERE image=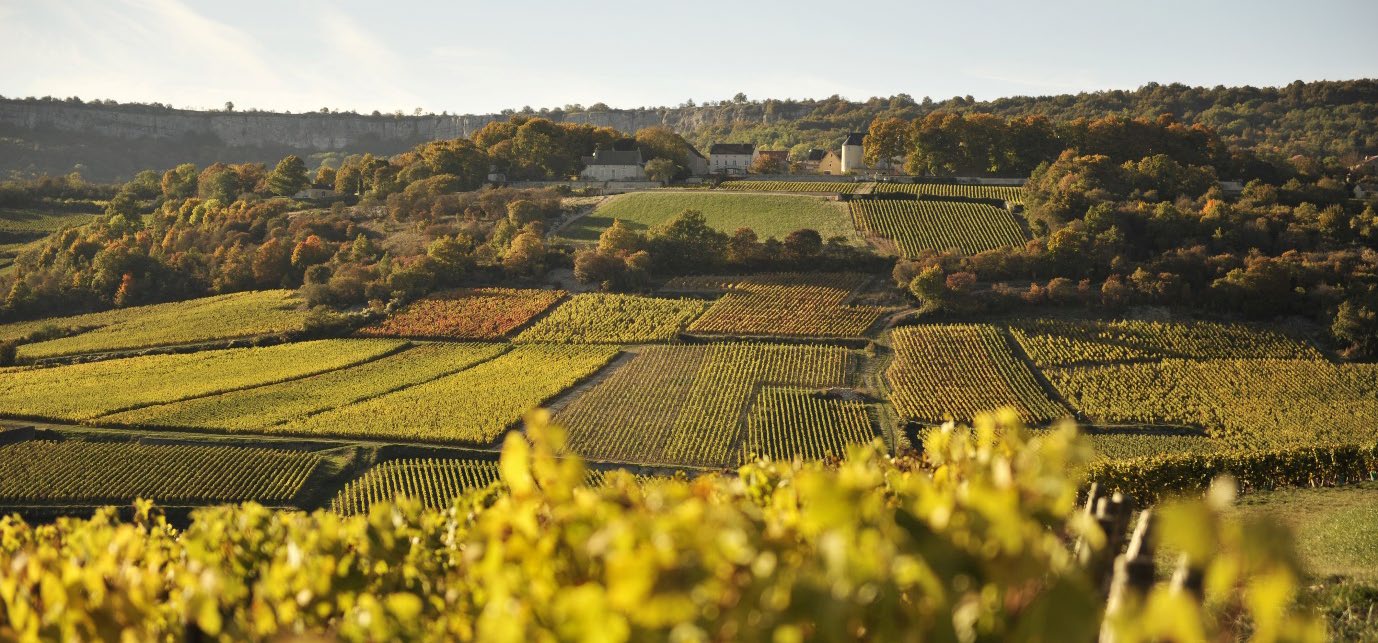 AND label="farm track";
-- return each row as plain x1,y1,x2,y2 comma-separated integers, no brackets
539,347,641,415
